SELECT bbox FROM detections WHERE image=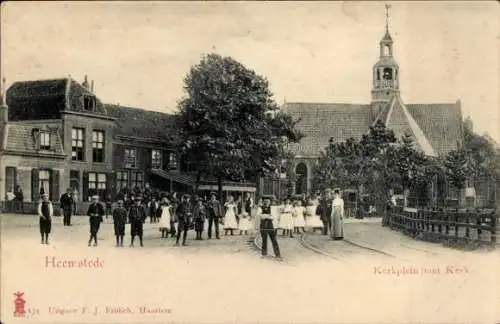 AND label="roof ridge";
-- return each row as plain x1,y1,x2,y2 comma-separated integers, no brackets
397,96,437,157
